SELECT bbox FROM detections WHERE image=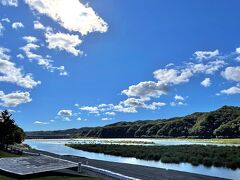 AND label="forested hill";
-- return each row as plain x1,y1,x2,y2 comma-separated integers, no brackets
26,106,240,139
